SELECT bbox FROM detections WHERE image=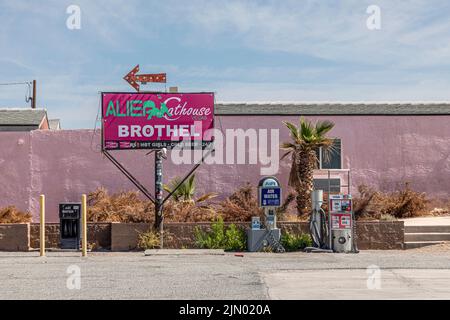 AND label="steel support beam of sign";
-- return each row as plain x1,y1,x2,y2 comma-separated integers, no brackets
161,147,215,206
154,149,164,244
102,150,155,203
